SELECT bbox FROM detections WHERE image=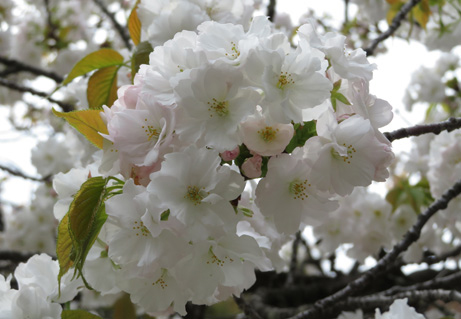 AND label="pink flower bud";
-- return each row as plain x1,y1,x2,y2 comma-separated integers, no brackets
241,154,263,178
220,146,240,161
